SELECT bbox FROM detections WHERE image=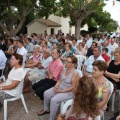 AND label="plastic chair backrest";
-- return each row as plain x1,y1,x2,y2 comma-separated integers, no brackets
16,68,27,98
75,55,86,71
108,81,114,100
77,69,83,78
